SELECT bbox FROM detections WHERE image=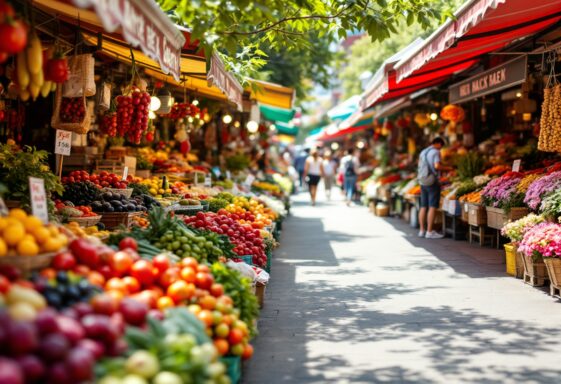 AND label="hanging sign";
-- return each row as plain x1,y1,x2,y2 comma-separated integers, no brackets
449,56,527,104
512,159,521,173
29,177,48,223
54,129,72,156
